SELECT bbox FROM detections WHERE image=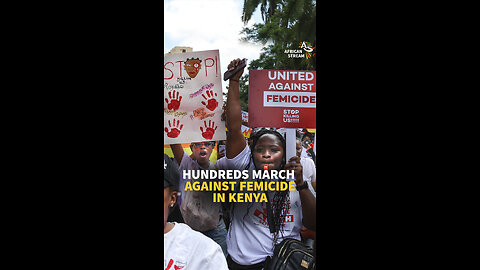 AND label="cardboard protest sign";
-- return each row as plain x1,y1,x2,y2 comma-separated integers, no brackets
241,125,252,138
248,70,316,128
164,50,226,144
285,128,297,162
241,110,248,123
226,125,252,138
